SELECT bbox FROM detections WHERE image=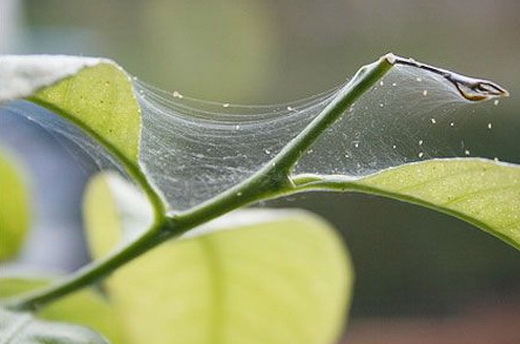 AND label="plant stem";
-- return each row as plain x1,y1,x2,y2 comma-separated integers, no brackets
171,53,395,224
272,54,395,172
2,54,395,311
3,222,165,311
